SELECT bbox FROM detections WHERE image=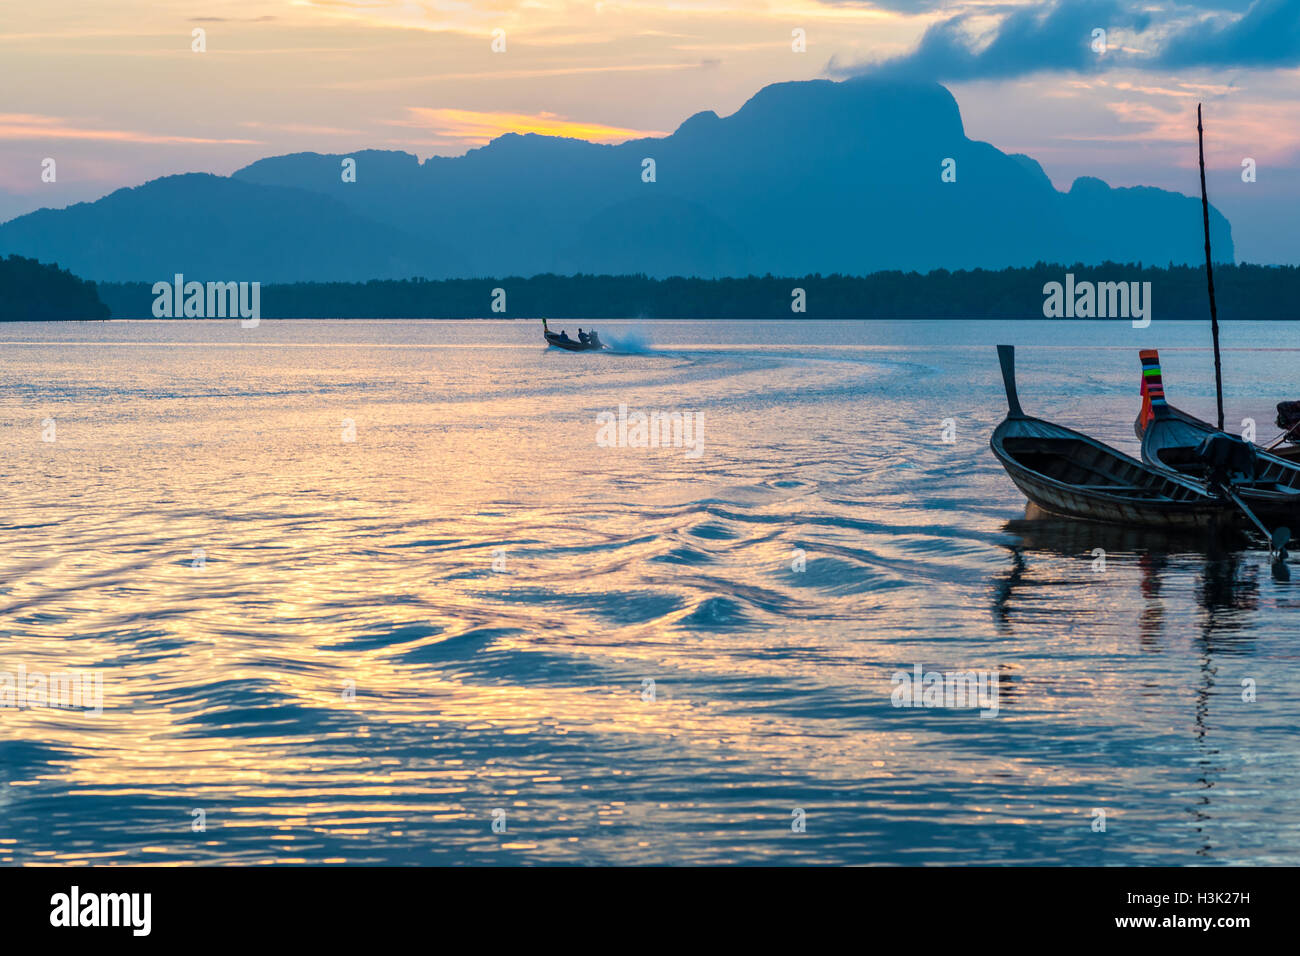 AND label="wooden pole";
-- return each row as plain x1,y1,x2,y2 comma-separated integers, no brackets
1197,103,1225,432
